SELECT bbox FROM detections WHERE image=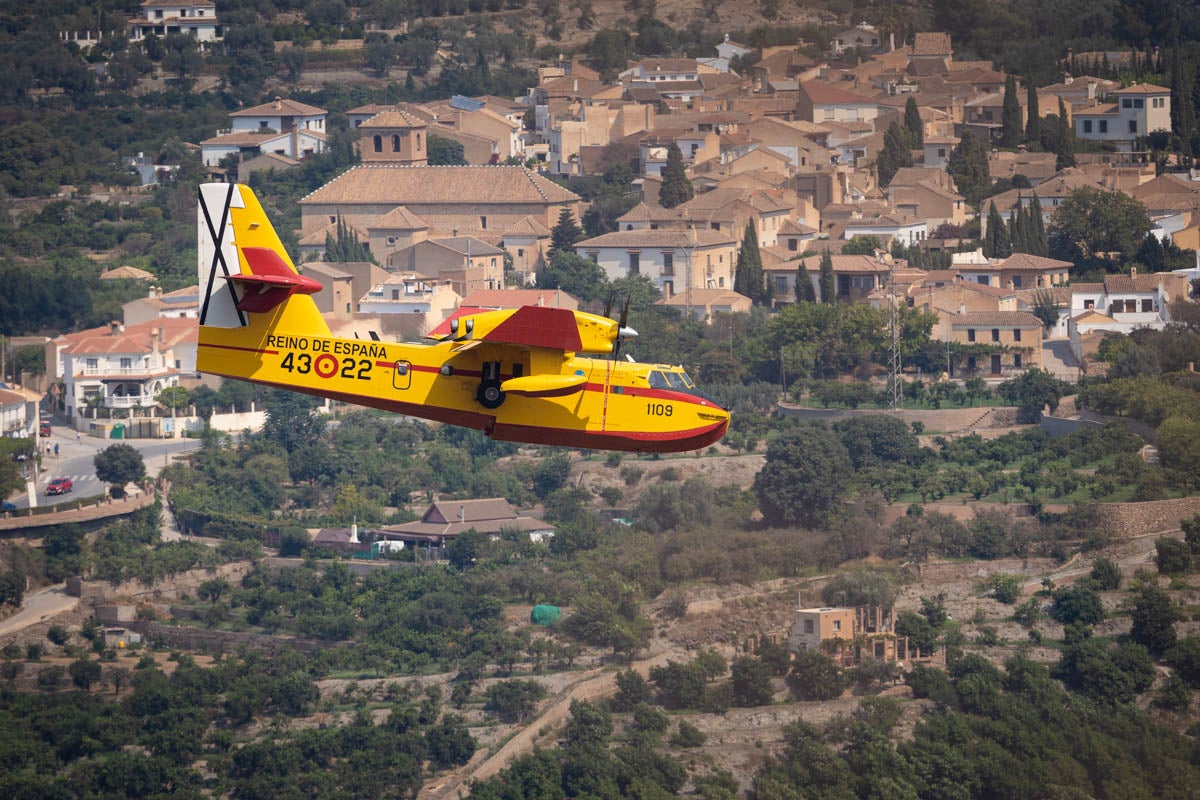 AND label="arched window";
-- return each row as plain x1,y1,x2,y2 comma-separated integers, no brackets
373,135,382,153
392,134,401,152
416,133,422,150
